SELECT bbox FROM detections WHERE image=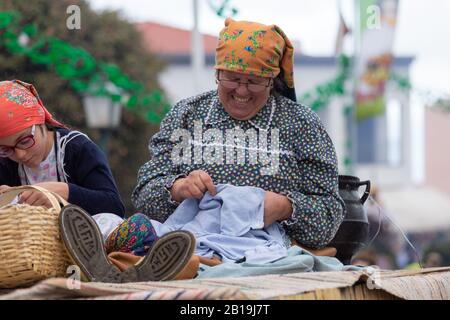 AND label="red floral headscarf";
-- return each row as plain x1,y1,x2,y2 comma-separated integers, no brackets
0,80,64,138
